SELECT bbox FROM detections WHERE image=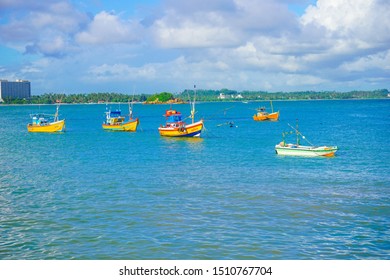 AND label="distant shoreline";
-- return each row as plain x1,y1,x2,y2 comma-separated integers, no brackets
1,98,389,107
1,89,388,105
